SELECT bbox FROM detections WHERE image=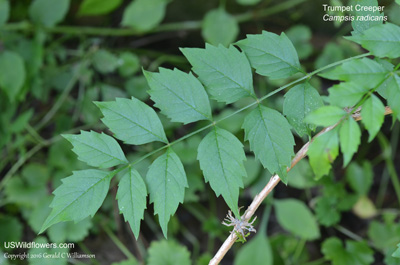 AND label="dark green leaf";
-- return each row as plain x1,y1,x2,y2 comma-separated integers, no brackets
274,199,320,240
315,196,341,226
181,44,254,104
202,8,238,47
78,0,123,16
117,167,147,239
283,82,323,137
144,68,212,123
0,51,26,102
361,95,385,142
322,237,374,265
121,0,167,32
234,234,273,265
328,82,369,108
243,105,294,183
0,0,10,26
198,126,247,217
287,160,318,189
339,117,361,167
305,105,347,127
147,240,191,265
393,243,400,258
40,169,115,233
0,215,23,243
146,148,187,237
346,161,373,195
29,0,70,27
95,97,168,145
368,220,400,252
385,74,400,121
236,31,302,79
